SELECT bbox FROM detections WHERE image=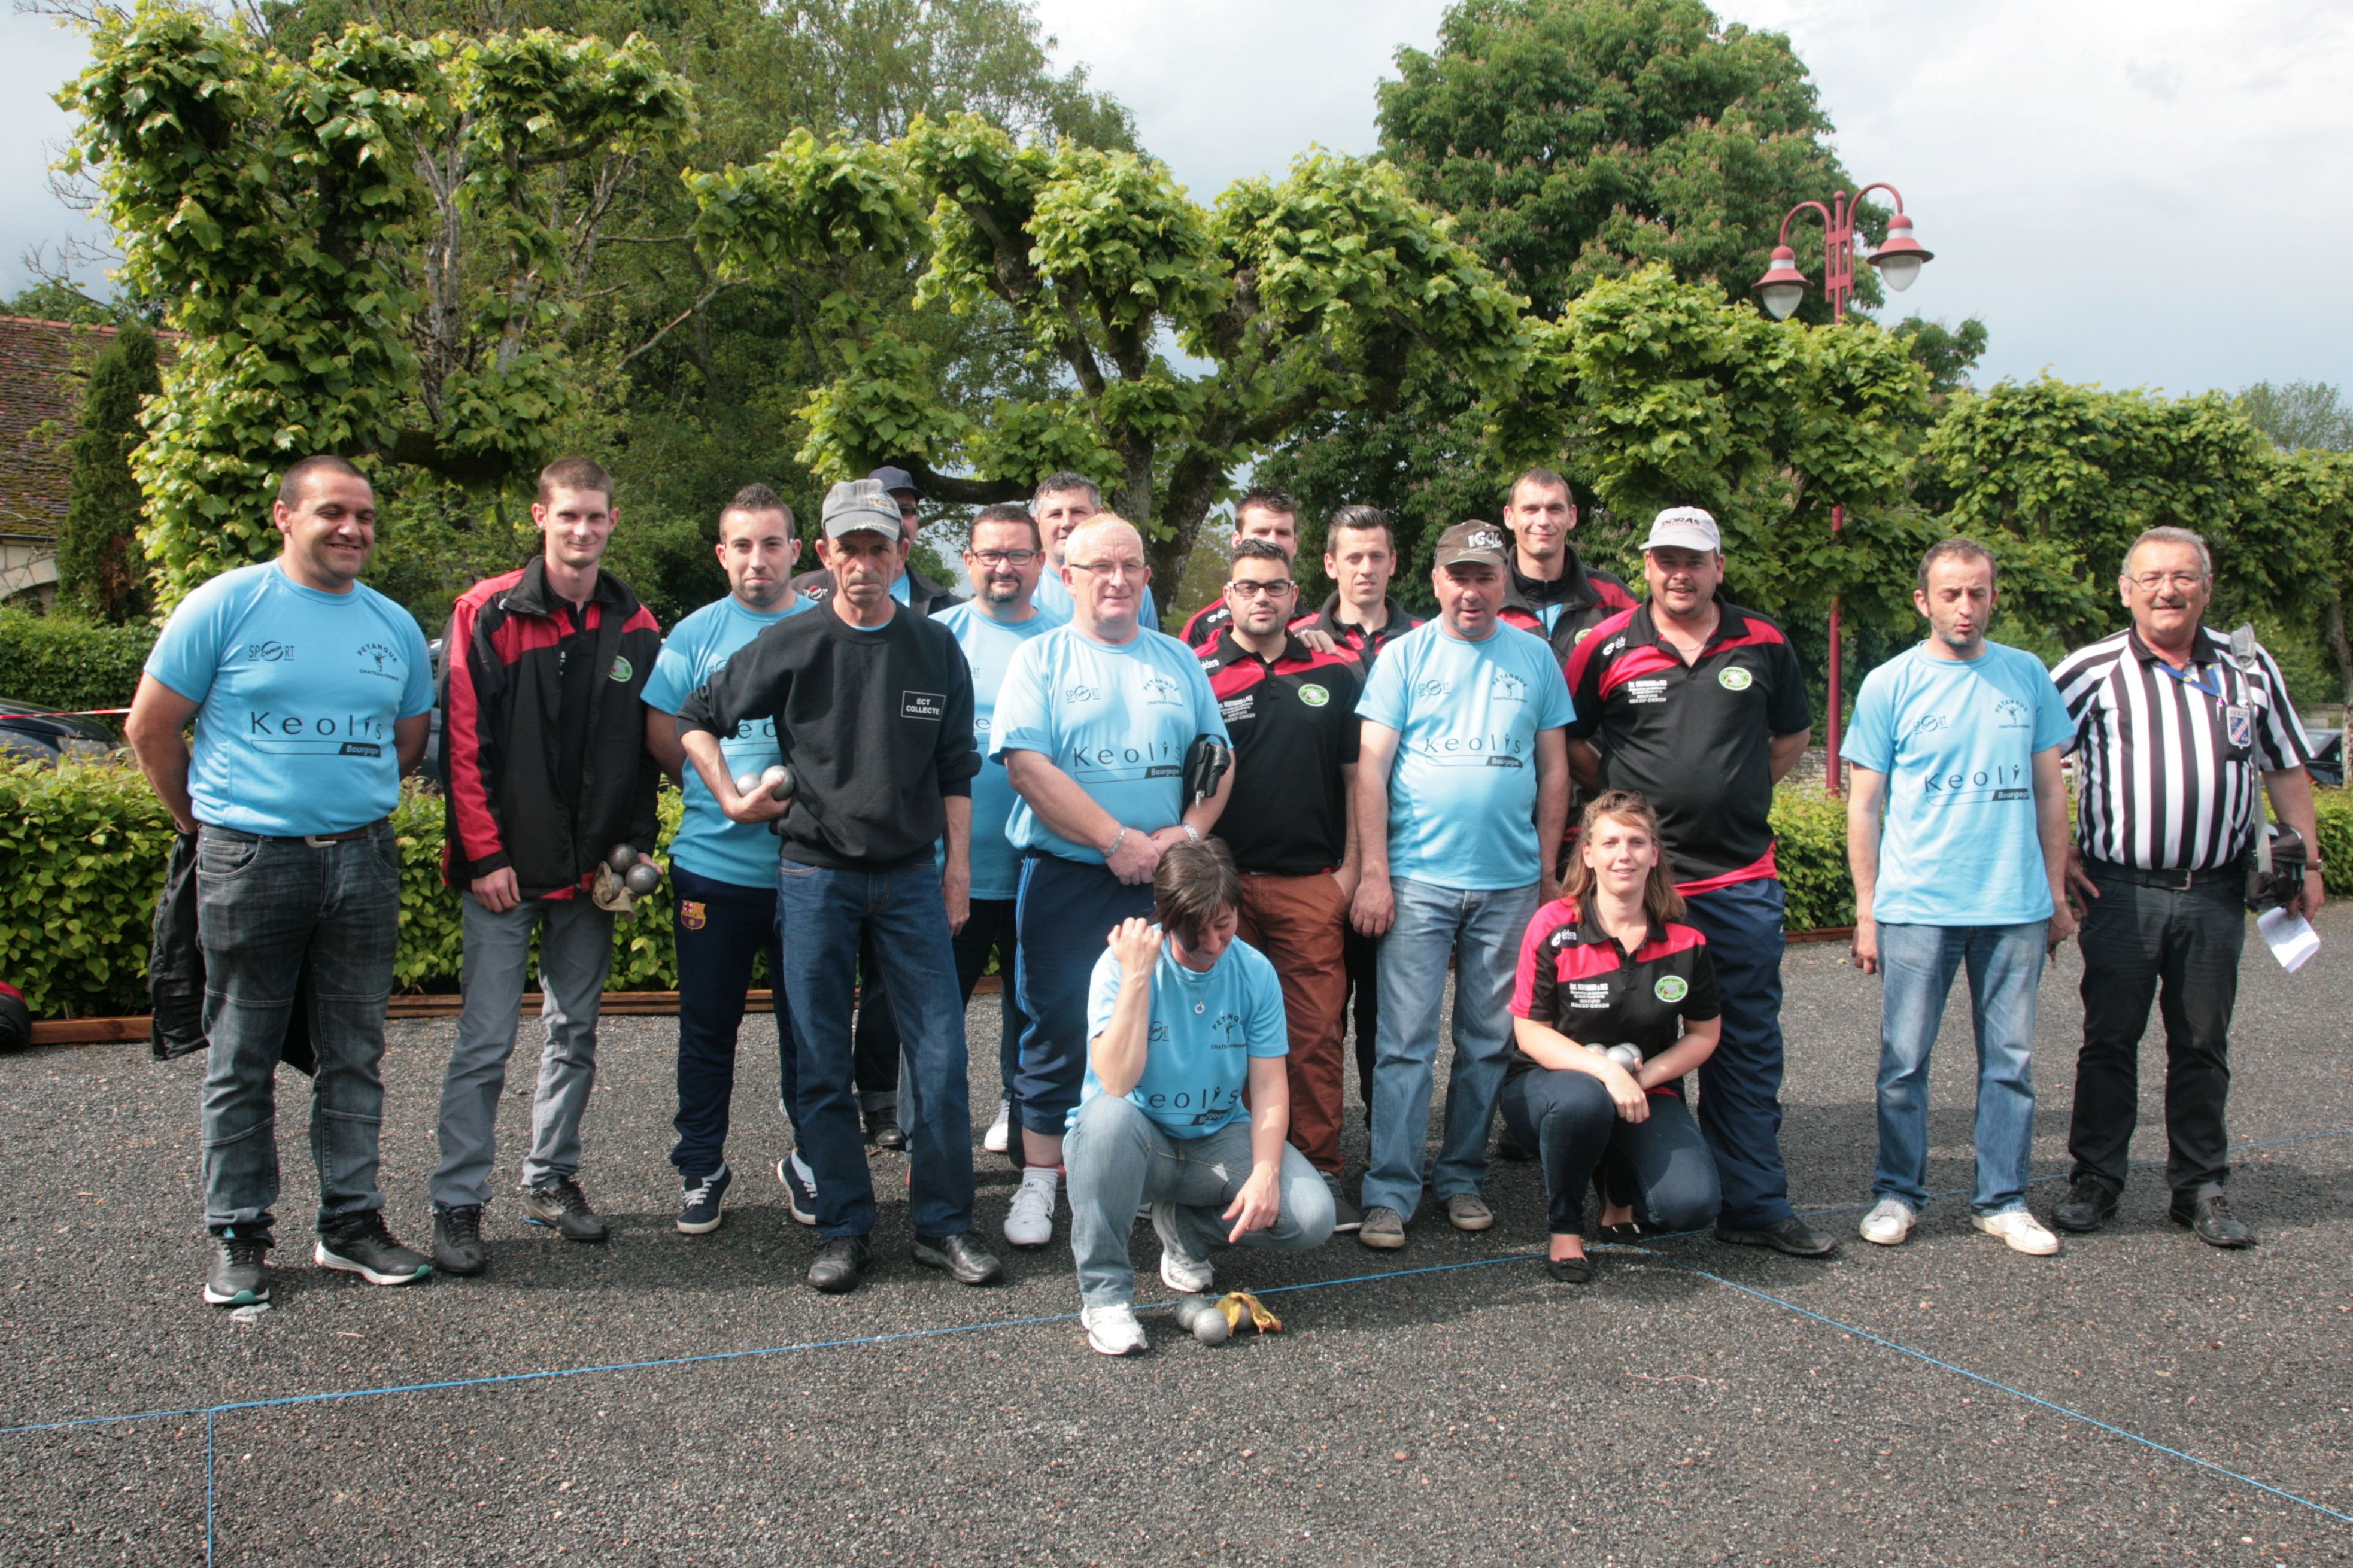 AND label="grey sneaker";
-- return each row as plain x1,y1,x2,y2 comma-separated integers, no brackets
204,1226,272,1307
1323,1174,1364,1234
432,1204,487,1275
314,1213,431,1286
1444,1192,1495,1232
1359,1205,1407,1250
1150,1202,1214,1293
520,1177,609,1242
